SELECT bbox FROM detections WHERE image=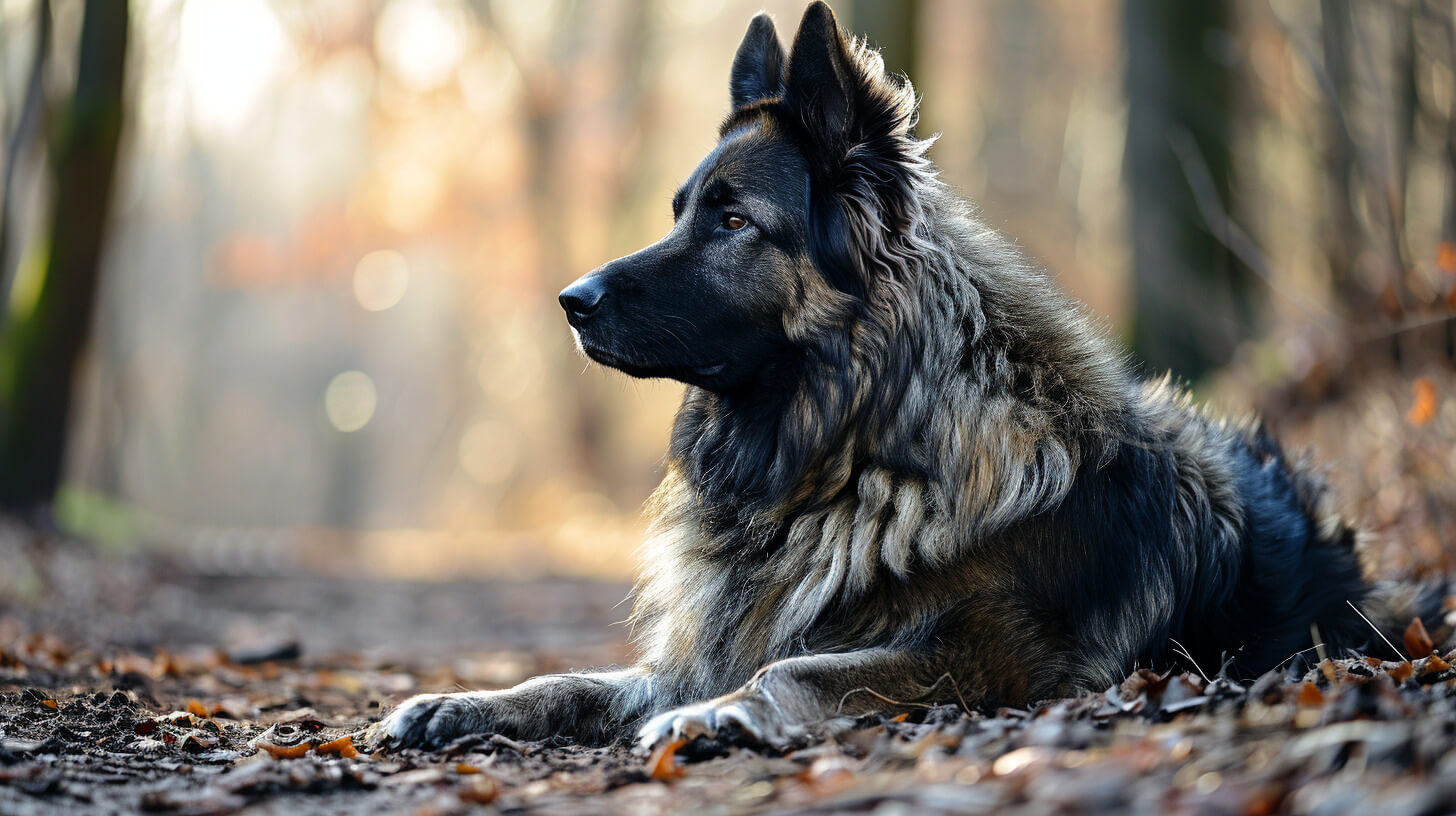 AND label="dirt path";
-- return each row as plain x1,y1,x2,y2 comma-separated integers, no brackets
4,534,1456,815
